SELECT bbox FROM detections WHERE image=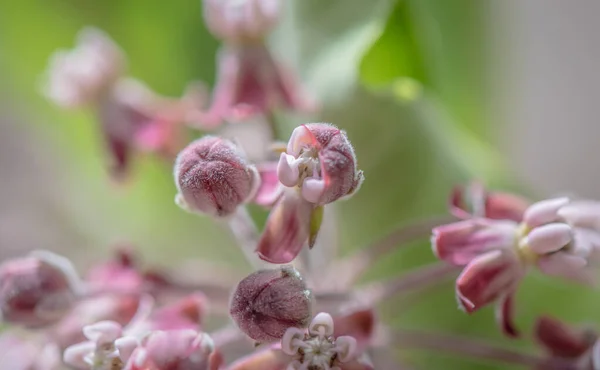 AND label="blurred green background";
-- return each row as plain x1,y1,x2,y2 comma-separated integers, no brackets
0,0,597,369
